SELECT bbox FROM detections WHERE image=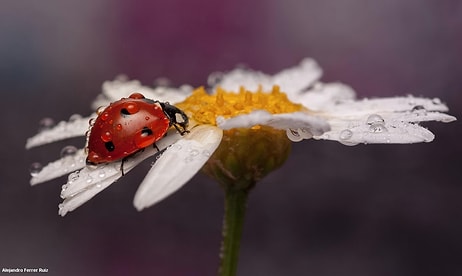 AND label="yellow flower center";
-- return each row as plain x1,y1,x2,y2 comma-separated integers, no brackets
176,86,304,125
